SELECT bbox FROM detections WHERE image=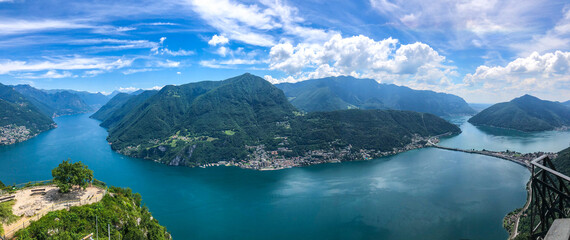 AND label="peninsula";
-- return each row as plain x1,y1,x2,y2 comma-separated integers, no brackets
93,73,461,170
